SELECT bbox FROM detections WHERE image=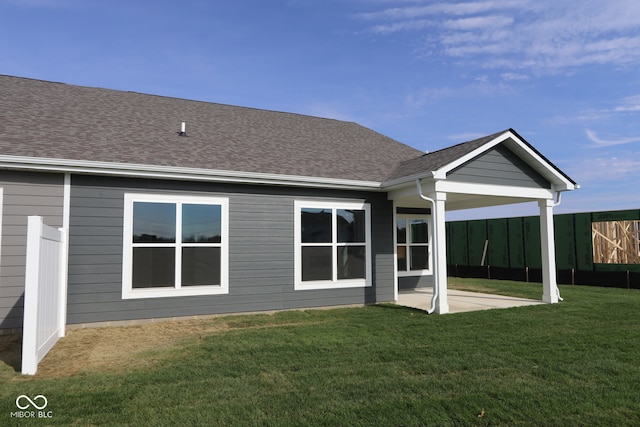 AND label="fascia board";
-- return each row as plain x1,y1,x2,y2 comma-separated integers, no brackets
434,180,555,199
382,171,436,190
432,130,577,190
382,135,513,187
431,131,511,179
388,178,556,202
0,156,383,191
501,137,577,190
